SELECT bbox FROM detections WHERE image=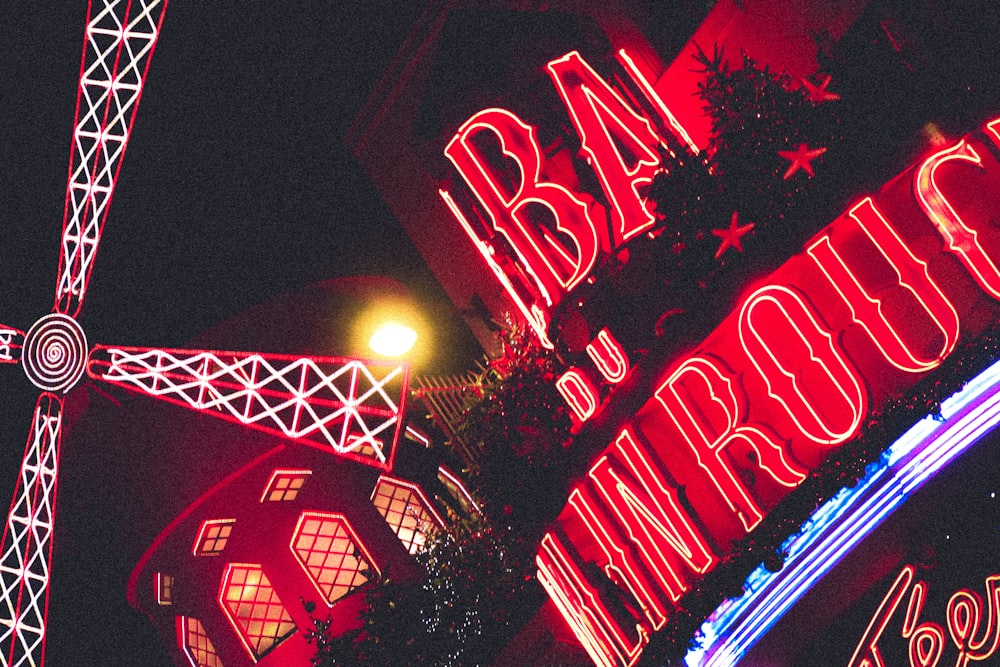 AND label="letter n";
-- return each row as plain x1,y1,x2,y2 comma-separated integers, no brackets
587,428,716,613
